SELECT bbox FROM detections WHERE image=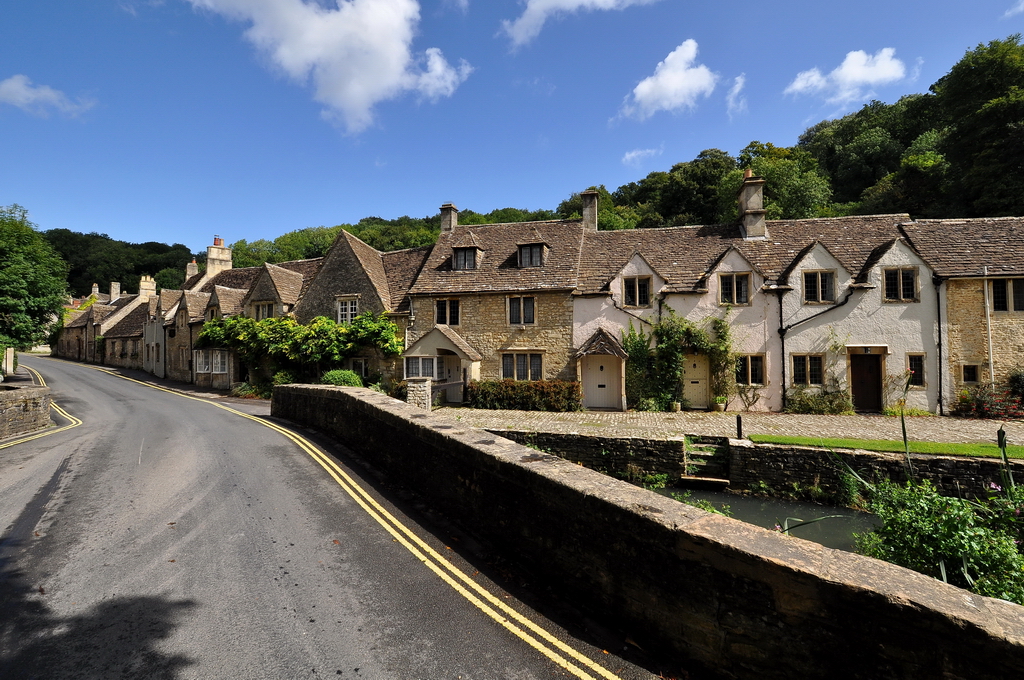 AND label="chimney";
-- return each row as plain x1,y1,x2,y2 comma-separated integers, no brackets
580,190,600,232
206,235,233,279
138,275,157,300
186,258,199,279
91,283,99,297
440,203,459,232
738,171,768,240
110,282,121,300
